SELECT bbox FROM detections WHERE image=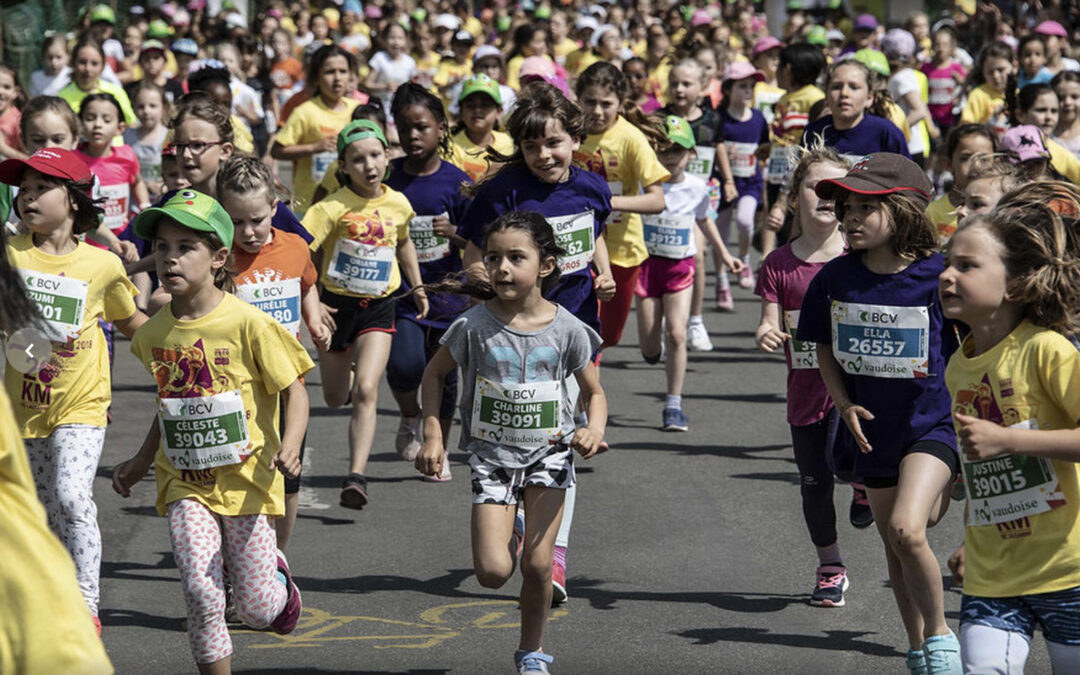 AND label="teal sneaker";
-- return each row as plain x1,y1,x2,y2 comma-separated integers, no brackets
905,649,928,675
515,650,553,674
922,632,962,674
